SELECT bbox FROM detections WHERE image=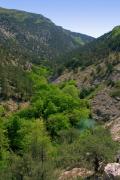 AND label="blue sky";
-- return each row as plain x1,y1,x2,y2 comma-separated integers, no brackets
0,0,120,37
